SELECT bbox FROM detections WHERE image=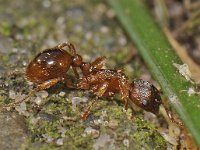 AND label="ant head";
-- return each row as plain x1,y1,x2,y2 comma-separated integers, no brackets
129,79,162,114
72,54,83,67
